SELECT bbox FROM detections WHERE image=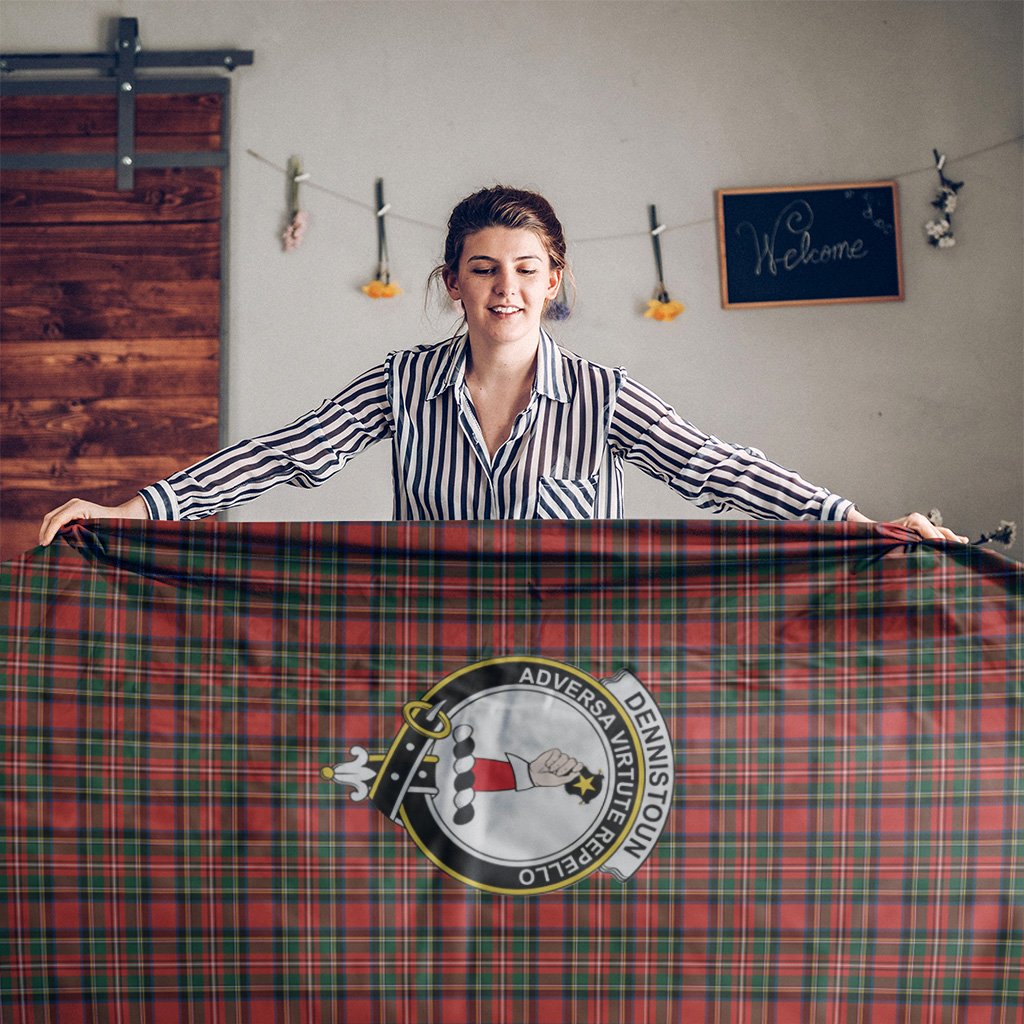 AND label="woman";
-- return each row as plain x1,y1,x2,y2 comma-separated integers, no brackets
39,186,967,544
